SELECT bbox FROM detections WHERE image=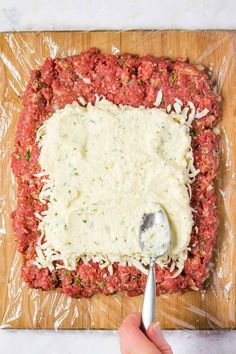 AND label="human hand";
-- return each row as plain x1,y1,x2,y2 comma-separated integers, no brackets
118,313,173,354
